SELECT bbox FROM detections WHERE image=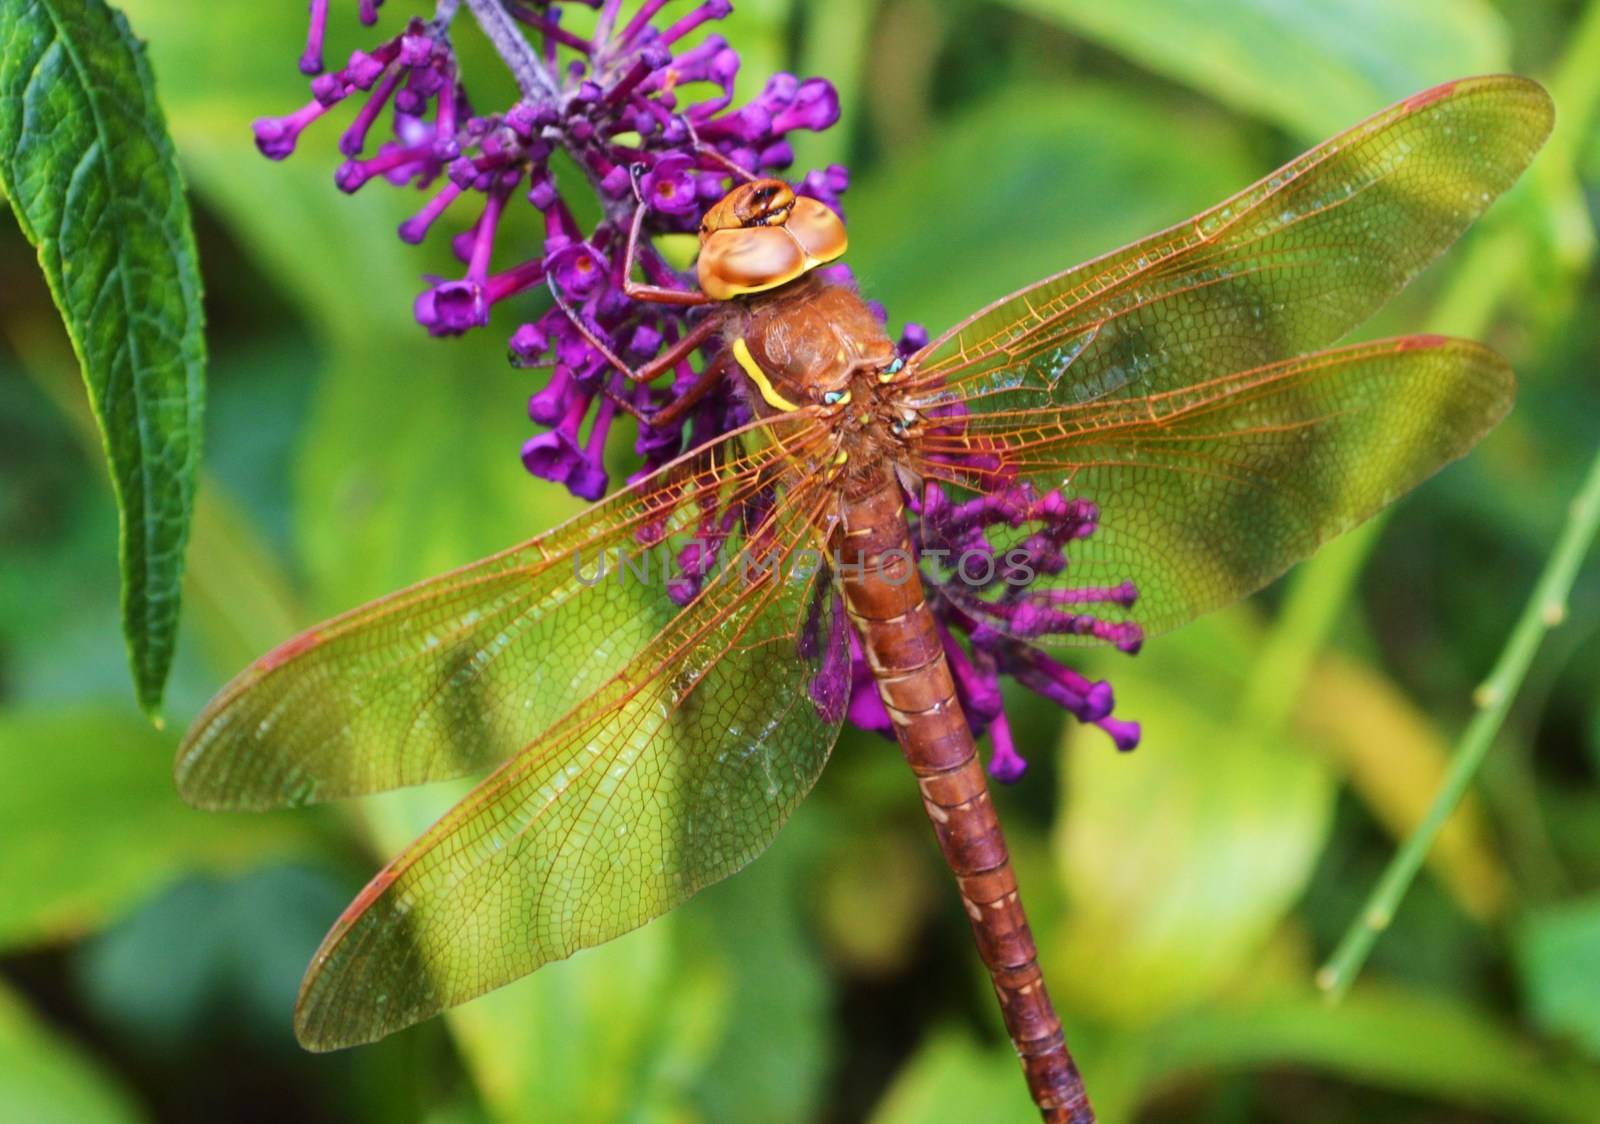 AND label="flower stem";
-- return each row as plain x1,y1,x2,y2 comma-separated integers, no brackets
462,0,556,100
1317,443,1600,1001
